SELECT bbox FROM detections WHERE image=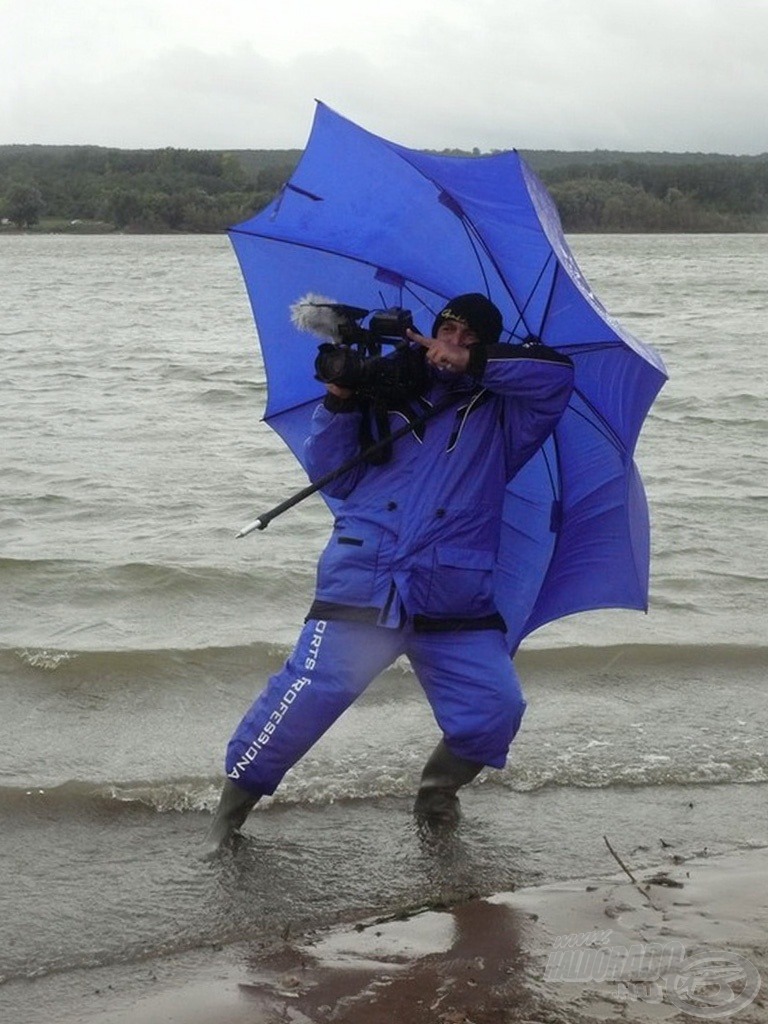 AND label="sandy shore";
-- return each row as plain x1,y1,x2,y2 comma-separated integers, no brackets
89,844,766,1024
